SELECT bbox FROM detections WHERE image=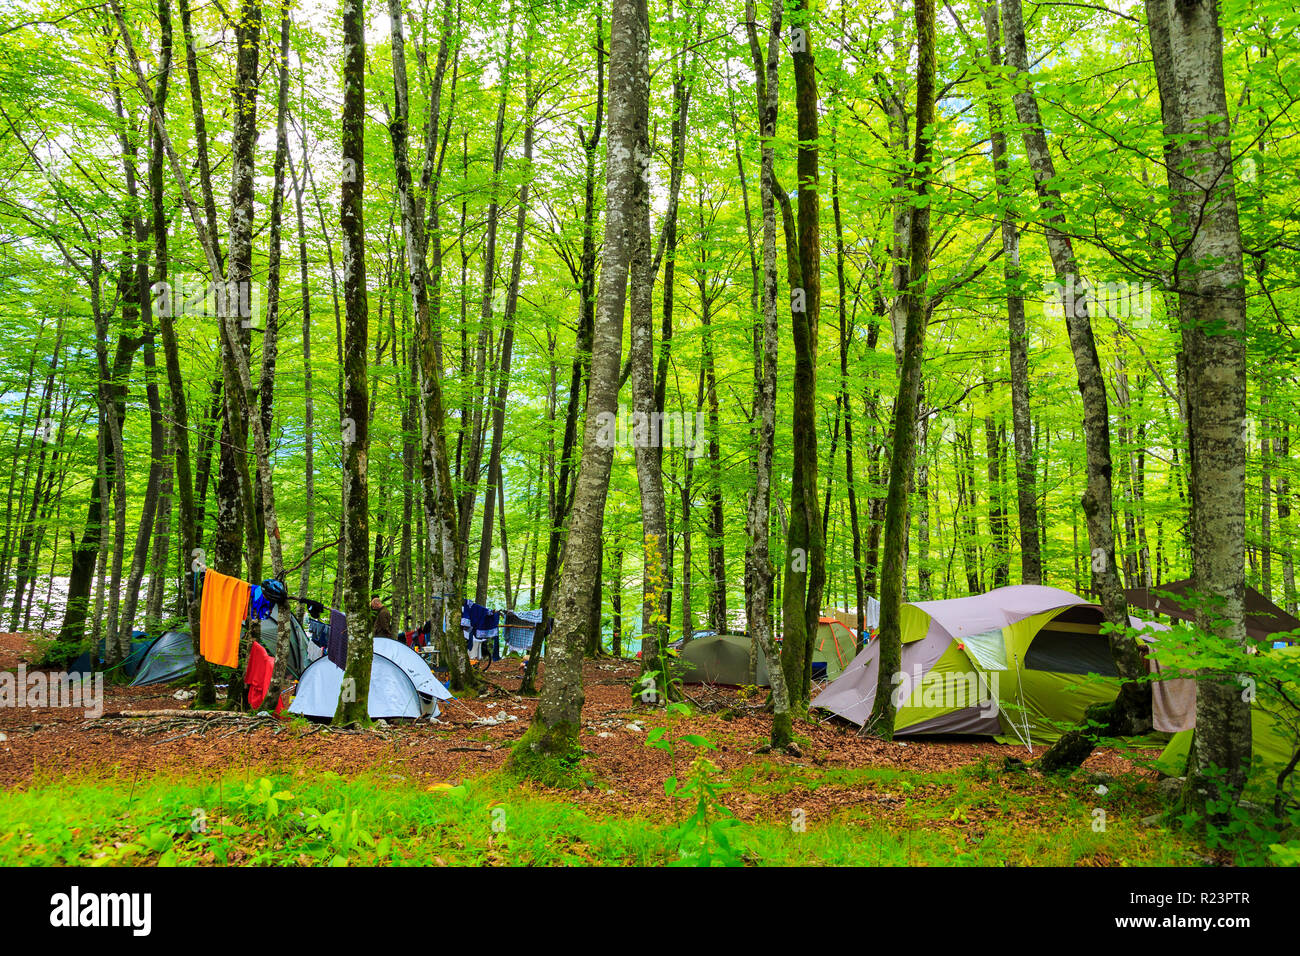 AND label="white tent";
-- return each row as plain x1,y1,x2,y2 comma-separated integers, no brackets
289,637,451,720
